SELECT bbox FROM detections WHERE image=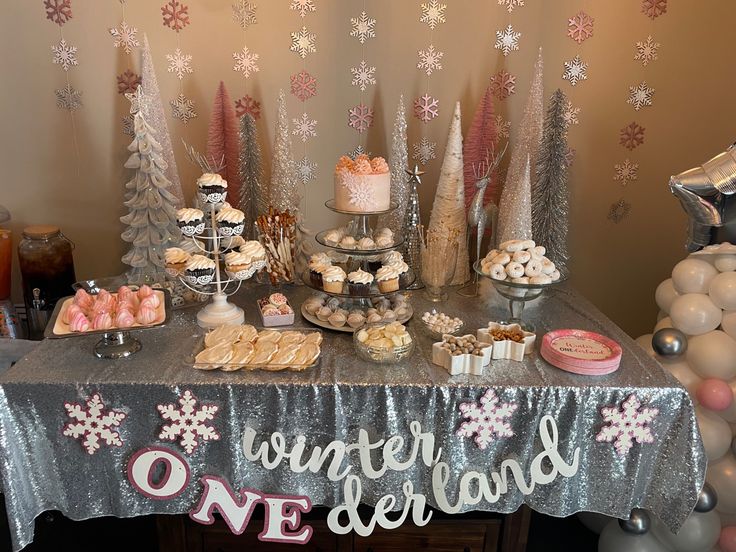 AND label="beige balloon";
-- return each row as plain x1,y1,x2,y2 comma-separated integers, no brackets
672,258,718,294
670,294,722,336
697,406,732,461
687,331,736,380
707,453,736,514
